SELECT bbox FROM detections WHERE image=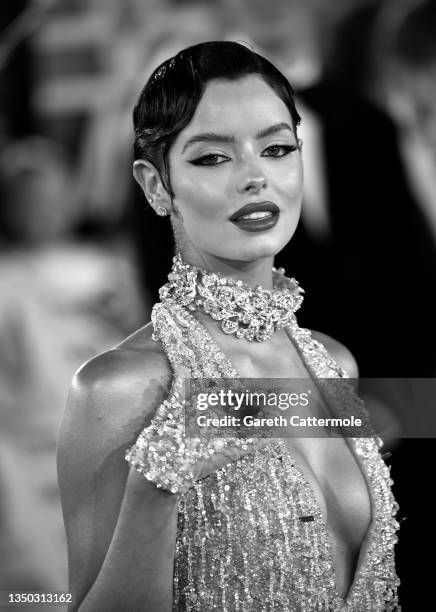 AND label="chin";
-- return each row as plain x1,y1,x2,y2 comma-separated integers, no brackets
219,231,294,262
246,226,297,258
